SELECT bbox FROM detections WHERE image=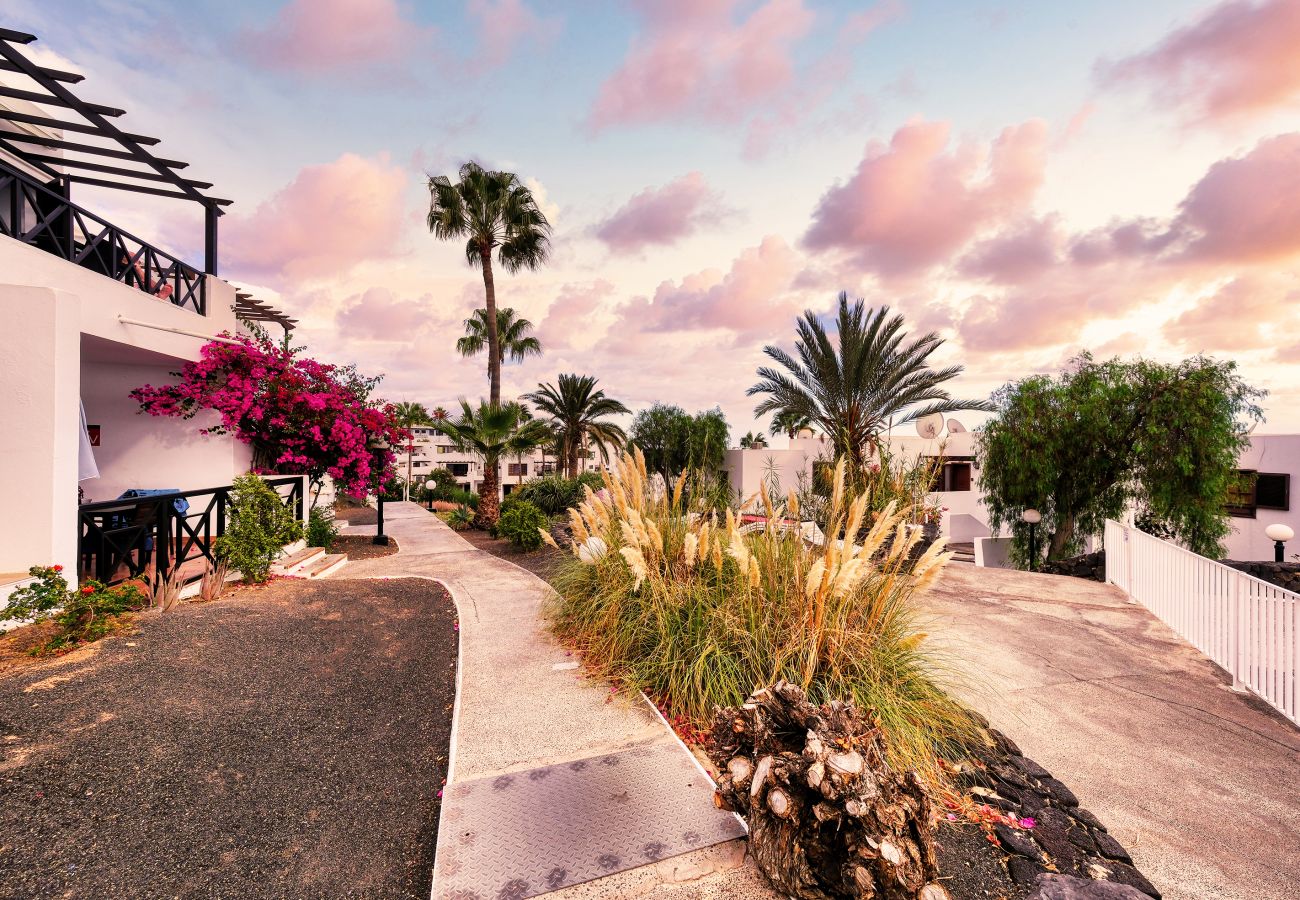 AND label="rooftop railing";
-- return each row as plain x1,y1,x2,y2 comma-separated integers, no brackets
0,157,205,314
